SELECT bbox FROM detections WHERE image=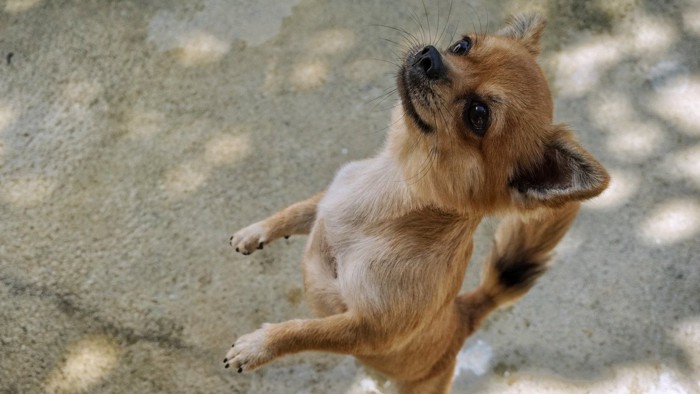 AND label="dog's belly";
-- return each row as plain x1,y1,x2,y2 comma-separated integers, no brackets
301,223,391,317
301,220,347,317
